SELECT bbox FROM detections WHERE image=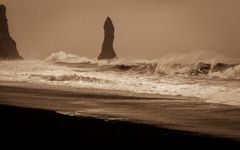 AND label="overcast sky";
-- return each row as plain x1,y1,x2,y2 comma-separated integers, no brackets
1,0,240,59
